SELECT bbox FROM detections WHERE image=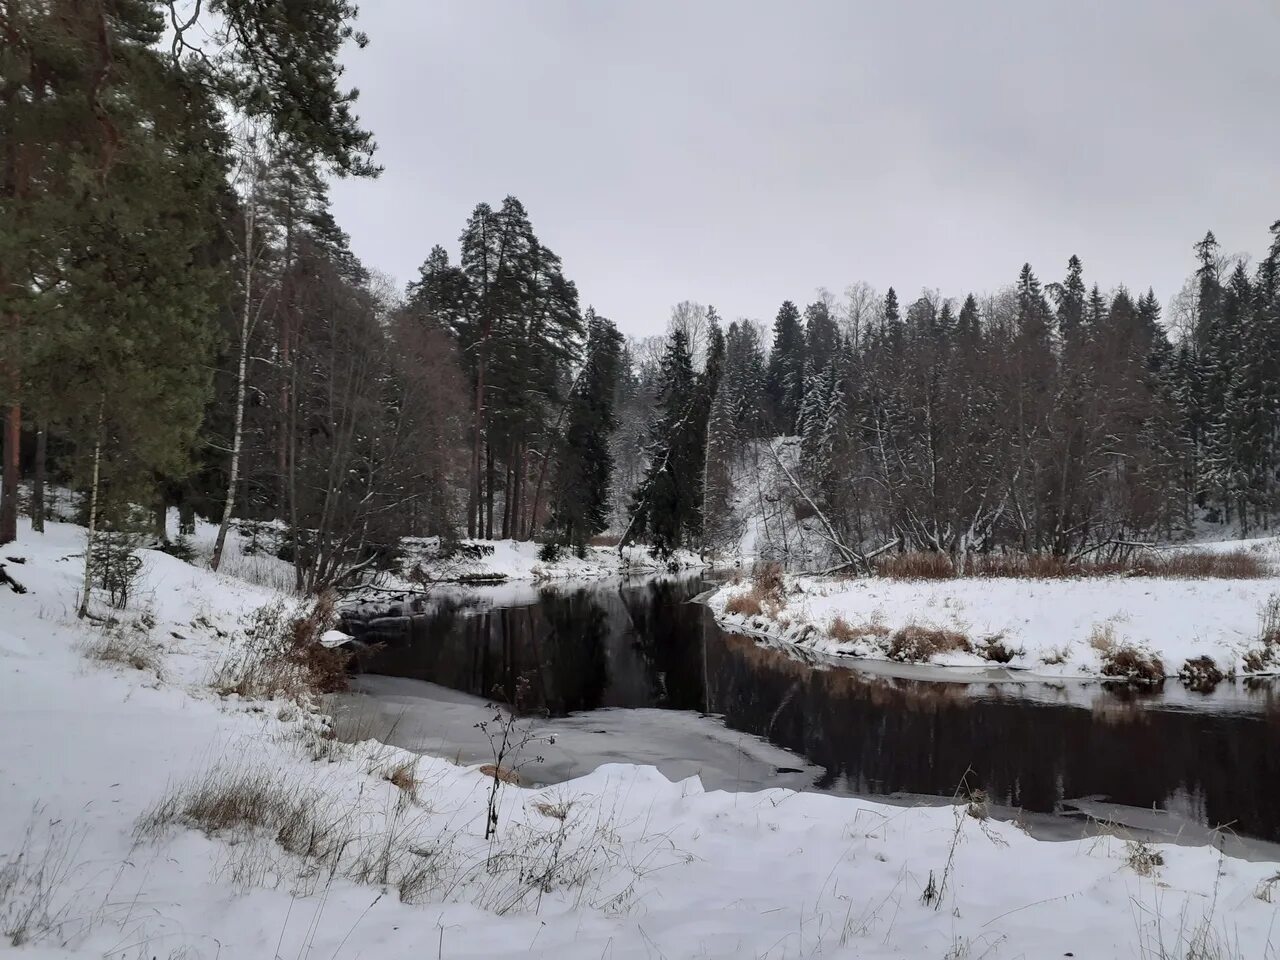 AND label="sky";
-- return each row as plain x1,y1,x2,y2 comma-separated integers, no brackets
327,0,1280,338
